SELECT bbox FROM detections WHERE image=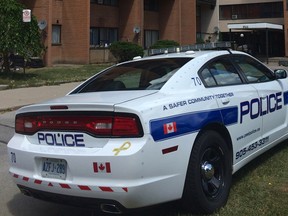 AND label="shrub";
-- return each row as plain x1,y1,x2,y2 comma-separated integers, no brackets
196,37,205,44
109,41,144,62
149,40,180,49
